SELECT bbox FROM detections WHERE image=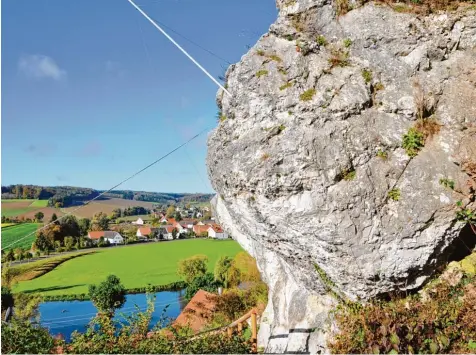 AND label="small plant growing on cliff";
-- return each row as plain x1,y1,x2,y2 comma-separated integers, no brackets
376,149,388,159
269,54,282,63
328,48,350,68
336,0,350,16
343,169,356,181
439,178,455,190
285,34,294,41
455,201,476,225
300,89,316,101
402,127,424,157
256,70,268,78
261,153,270,161
279,82,293,91
388,188,401,201
317,35,328,46
277,124,286,134
256,50,265,56
361,69,372,84
374,82,385,91
278,67,287,75
343,38,352,48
